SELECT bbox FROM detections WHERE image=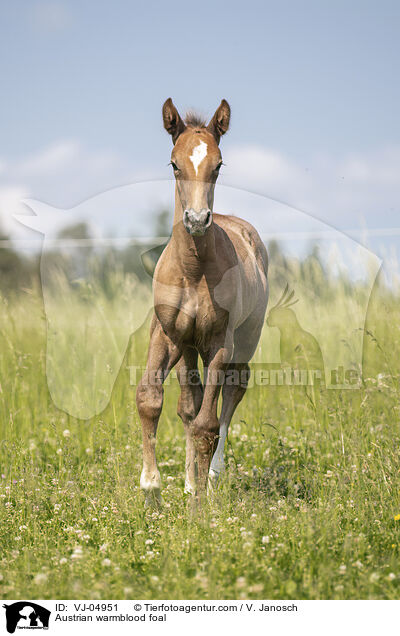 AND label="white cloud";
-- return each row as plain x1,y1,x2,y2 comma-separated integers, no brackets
1,138,400,253
222,145,307,192
0,141,137,237
221,144,400,230
16,141,81,176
